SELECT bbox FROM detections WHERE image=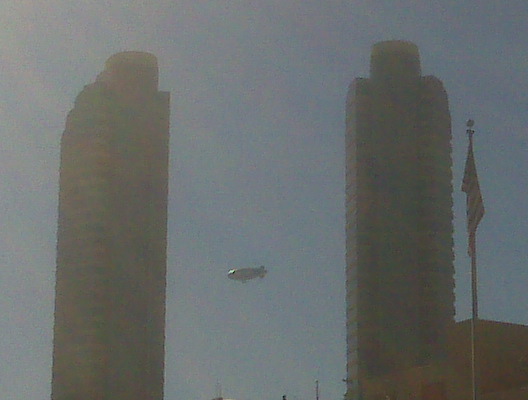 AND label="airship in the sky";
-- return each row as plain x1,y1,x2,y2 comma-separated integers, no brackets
228,266,267,282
